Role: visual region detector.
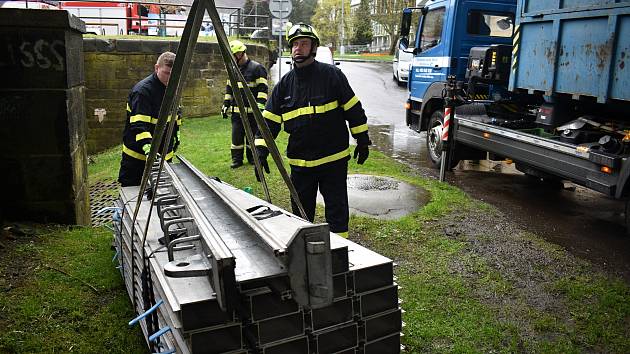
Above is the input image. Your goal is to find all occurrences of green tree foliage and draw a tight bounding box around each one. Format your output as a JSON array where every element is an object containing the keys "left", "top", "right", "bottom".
[
  {"left": 311, "top": 0, "right": 351, "bottom": 49},
  {"left": 371, "top": 0, "right": 415, "bottom": 54},
  {"left": 289, "top": 0, "right": 318, "bottom": 24},
  {"left": 351, "top": 0, "right": 373, "bottom": 45}
]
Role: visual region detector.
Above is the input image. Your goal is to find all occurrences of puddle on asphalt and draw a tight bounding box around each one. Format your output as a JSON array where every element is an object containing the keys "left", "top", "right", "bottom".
[
  {"left": 369, "top": 124, "right": 427, "bottom": 168},
  {"left": 455, "top": 160, "right": 521, "bottom": 174},
  {"left": 369, "top": 124, "right": 523, "bottom": 175},
  {"left": 317, "top": 174, "right": 430, "bottom": 220}
]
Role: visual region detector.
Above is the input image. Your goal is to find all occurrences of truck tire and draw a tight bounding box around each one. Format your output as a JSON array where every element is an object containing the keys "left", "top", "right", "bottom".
[
  {"left": 625, "top": 199, "right": 630, "bottom": 236},
  {"left": 426, "top": 110, "right": 459, "bottom": 169}
]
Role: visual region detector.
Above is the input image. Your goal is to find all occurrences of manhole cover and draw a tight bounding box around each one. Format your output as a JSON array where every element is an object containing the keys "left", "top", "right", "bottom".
[
  {"left": 89, "top": 180, "right": 119, "bottom": 227},
  {"left": 317, "top": 174, "right": 430, "bottom": 220}
]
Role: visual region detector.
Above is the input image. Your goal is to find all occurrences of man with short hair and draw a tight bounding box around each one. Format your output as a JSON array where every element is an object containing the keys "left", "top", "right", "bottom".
[
  {"left": 254, "top": 23, "right": 371, "bottom": 238},
  {"left": 222, "top": 40, "right": 268, "bottom": 168},
  {"left": 118, "top": 51, "right": 181, "bottom": 186}
]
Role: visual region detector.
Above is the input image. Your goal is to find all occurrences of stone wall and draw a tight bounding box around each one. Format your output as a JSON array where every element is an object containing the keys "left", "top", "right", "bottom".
[
  {"left": 83, "top": 39, "right": 271, "bottom": 154},
  {"left": 0, "top": 9, "right": 90, "bottom": 225}
]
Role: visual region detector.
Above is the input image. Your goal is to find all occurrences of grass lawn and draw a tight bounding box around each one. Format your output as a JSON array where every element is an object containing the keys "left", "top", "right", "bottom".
[
  {"left": 1, "top": 116, "right": 629, "bottom": 353},
  {"left": 335, "top": 53, "right": 394, "bottom": 62}
]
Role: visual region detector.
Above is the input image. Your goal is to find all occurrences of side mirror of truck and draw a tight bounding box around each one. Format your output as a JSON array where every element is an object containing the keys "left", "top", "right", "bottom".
[
  {"left": 400, "top": 8, "right": 412, "bottom": 37},
  {"left": 399, "top": 37, "right": 409, "bottom": 51}
]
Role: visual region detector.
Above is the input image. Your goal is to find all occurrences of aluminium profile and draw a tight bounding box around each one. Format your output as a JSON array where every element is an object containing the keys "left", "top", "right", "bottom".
[
  {"left": 257, "top": 335, "right": 309, "bottom": 354},
  {"left": 311, "top": 322, "right": 359, "bottom": 354},
  {"left": 309, "top": 297, "right": 354, "bottom": 332},
  {"left": 362, "top": 332, "right": 402, "bottom": 354},
  {"left": 356, "top": 283, "right": 399, "bottom": 318},
  {"left": 175, "top": 157, "right": 333, "bottom": 310},
  {"left": 243, "top": 311, "right": 305, "bottom": 346},
  {"left": 359, "top": 308, "right": 402, "bottom": 342},
  {"left": 161, "top": 161, "right": 238, "bottom": 313}
]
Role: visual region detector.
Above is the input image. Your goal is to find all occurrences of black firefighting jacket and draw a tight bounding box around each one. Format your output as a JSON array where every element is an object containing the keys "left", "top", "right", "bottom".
[
  {"left": 255, "top": 60, "right": 370, "bottom": 170},
  {"left": 223, "top": 59, "right": 268, "bottom": 114},
  {"left": 122, "top": 73, "right": 181, "bottom": 161}
]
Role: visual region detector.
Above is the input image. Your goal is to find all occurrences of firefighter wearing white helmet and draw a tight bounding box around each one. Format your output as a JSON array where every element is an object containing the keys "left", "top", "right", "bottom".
[
  {"left": 254, "top": 23, "right": 371, "bottom": 238},
  {"left": 222, "top": 40, "right": 269, "bottom": 168}
]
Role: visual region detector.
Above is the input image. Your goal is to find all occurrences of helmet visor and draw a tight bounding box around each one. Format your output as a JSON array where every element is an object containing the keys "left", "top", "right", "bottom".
[{"left": 287, "top": 24, "right": 313, "bottom": 38}]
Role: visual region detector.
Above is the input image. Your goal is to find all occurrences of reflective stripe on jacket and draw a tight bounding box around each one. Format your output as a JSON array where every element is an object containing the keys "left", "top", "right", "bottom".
[
  {"left": 223, "top": 59, "right": 268, "bottom": 111},
  {"left": 122, "top": 73, "right": 181, "bottom": 161},
  {"left": 255, "top": 61, "right": 370, "bottom": 170}
]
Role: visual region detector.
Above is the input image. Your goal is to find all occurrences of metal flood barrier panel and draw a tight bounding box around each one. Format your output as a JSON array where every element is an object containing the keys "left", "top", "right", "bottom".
[{"left": 113, "top": 157, "right": 403, "bottom": 353}]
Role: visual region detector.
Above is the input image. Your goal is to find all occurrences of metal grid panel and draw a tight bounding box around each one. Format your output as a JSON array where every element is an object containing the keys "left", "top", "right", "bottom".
[{"left": 89, "top": 180, "right": 119, "bottom": 227}]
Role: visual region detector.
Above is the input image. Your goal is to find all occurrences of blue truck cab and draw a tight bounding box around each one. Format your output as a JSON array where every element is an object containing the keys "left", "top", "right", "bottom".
[{"left": 402, "top": 0, "right": 515, "bottom": 132}]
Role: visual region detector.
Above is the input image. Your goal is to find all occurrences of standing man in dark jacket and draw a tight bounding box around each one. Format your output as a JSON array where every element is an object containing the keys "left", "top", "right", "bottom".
[
  {"left": 222, "top": 40, "right": 269, "bottom": 168},
  {"left": 118, "top": 51, "right": 181, "bottom": 186},
  {"left": 254, "top": 23, "right": 371, "bottom": 238}
]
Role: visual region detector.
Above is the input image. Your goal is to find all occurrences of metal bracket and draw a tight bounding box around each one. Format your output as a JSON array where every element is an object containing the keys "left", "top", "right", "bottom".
[{"left": 164, "top": 253, "right": 211, "bottom": 277}]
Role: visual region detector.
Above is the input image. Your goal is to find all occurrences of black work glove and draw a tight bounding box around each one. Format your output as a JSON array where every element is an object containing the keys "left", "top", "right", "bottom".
[
  {"left": 353, "top": 144, "right": 369, "bottom": 164},
  {"left": 221, "top": 105, "right": 229, "bottom": 119},
  {"left": 255, "top": 159, "right": 270, "bottom": 182},
  {"left": 254, "top": 147, "right": 270, "bottom": 182}
]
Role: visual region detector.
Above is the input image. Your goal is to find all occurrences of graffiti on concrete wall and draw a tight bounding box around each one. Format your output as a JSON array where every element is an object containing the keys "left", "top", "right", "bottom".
[{"left": 1, "top": 38, "right": 65, "bottom": 71}]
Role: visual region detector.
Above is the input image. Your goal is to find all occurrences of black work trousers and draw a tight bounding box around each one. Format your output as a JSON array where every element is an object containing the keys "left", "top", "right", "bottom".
[
  {"left": 290, "top": 162, "right": 349, "bottom": 234},
  {"left": 231, "top": 113, "right": 257, "bottom": 163},
  {"left": 118, "top": 154, "right": 145, "bottom": 187}
]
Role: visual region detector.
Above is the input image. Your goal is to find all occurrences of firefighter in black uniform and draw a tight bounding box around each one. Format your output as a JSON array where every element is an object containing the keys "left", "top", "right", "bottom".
[
  {"left": 222, "top": 40, "right": 269, "bottom": 168},
  {"left": 254, "top": 23, "right": 371, "bottom": 238},
  {"left": 118, "top": 51, "right": 181, "bottom": 186}
]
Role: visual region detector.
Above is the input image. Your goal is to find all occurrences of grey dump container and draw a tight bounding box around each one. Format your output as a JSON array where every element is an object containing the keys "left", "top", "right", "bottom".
[{"left": 510, "top": 0, "right": 630, "bottom": 103}]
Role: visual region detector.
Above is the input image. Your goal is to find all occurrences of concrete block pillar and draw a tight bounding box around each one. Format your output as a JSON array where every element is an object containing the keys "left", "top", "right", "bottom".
[{"left": 0, "top": 9, "right": 90, "bottom": 225}]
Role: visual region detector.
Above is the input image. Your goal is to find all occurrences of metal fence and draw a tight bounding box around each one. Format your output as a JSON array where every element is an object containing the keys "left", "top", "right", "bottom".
[{"left": 0, "top": 0, "right": 269, "bottom": 38}]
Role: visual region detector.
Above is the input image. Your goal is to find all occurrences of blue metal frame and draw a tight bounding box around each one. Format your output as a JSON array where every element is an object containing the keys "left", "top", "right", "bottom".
[{"left": 408, "top": 0, "right": 516, "bottom": 105}]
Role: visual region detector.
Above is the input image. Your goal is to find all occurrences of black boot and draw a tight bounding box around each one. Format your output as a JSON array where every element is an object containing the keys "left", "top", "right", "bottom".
[{"left": 231, "top": 149, "right": 243, "bottom": 168}]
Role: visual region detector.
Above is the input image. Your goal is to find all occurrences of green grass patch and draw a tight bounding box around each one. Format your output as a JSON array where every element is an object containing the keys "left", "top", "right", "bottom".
[
  {"left": 552, "top": 275, "right": 630, "bottom": 352},
  {"left": 336, "top": 53, "right": 394, "bottom": 62},
  {"left": 0, "top": 226, "right": 147, "bottom": 353}
]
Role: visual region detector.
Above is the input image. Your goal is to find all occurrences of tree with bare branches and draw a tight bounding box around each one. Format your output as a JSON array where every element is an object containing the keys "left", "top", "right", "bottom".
[{"left": 370, "top": 0, "right": 415, "bottom": 54}]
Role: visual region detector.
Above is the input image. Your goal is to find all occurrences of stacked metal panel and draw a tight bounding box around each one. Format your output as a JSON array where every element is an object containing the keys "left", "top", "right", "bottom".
[{"left": 113, "top": 159, "right": 402, "bottom": 354}]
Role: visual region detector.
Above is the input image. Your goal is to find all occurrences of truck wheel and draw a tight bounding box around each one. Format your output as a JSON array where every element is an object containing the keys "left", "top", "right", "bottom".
[
  {"left": 625, "top": 200, "right": 630, "bottom": 236},
  {"left": 426, "top": 110, "right": 459, "bottom": 169}
]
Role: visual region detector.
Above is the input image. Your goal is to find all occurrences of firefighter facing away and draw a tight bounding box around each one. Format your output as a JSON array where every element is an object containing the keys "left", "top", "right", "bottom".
[
  {"left": 222, "top": 40, "right": 269, "bottom": 168},
  {"left": 118, "top": 51, "right": 182, "bottom": 186},
  {"left": 254, "top": 23, "right": 371, "bottom": 238}
]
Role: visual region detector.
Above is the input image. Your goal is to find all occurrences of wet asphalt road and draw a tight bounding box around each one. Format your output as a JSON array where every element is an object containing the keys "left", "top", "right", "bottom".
[{"left": 271, "top": 59, "right": 630, "bottom": 282}]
